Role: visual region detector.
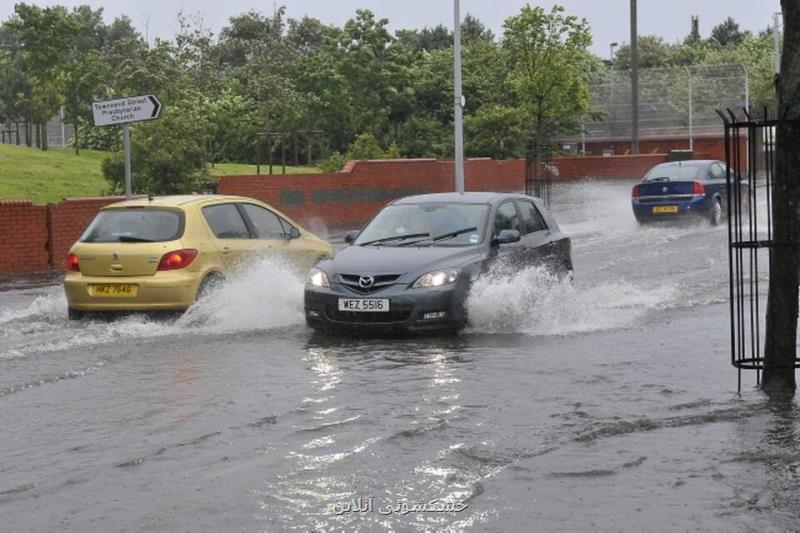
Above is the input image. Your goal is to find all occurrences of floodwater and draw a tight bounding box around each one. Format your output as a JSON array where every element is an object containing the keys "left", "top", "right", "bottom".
[{"left": 1, "top": 181, "right": 797, "bottom": 532}]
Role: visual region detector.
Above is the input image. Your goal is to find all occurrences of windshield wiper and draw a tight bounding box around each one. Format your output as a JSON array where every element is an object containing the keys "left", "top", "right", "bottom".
[
  {"left": 358, "top": 232, "right": 429, "bottom": 246},
  {"left": 117, "top": 235, "right": 154, "bottom": 243},
  {"left": 398, "top": 226, "right": 479, "bottom": 246}
]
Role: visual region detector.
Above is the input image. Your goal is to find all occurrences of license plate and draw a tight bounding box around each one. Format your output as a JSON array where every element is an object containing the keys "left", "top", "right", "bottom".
[
  {"left": 652, "top": 205, "right": 678, "bottom": 214},
  {"left": 338, "top": 298, "right": 390, "bottom": 312},
  {"left": 90, "top": 284, "right": 138, "bottom": 297}
]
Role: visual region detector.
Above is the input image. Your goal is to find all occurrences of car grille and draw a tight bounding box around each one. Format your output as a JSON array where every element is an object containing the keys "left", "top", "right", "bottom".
[
  {"left": 337, "top": 273, "right": 402, "bottom": 294},
  {"left": 324, "top": 305, "right": 412, "bottom": 324}
]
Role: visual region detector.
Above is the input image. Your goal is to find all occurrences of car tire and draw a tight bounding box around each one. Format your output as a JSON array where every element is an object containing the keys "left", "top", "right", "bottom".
[
  {"left": 67, "top": 307, "right": 85, "bottom": 320},
  {"left": 710, "top": 198, "right": 723, "bottom": 226},
  {"left": 196, "top": 272, "right": 224, "bottom": 300}
]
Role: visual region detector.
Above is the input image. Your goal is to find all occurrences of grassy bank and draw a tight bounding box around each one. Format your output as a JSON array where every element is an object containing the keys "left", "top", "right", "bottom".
[{"left": 0, "top": 144, "right": 320, "bottom": 204}]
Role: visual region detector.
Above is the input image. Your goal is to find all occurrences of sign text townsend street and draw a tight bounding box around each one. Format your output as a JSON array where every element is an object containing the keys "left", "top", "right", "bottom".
[{"left": 91, "top": 95, "right": 161, "bottom": 127}]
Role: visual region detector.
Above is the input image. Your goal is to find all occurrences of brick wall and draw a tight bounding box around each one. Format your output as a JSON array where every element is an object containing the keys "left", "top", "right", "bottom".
[
  {"left": 579, "top": 136, "right": 727, "bottom": 160},
  {"left": 0, "top": 154, "right": 705, "bottom": 272},
  {"left": 47, "top": 196, "right": 128, "bottom": 268},
  {"left": 0, "top": 200, "right": 49, "bottom": 271},
  {"left": 219, "top": 158, "right": 527, "bottom": 229},
  {"left": 551, "top": 154, "right": 668, "bottom": 180}
]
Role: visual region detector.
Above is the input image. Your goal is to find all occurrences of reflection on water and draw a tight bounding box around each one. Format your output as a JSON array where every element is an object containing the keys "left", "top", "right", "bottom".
[{"left": 0, "top": 180, "right": 798, "bottom": 531}]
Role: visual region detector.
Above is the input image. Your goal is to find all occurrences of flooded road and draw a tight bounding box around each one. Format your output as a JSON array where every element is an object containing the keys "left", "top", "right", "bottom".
[{"left": 1, "top": 181, "right": 796, "bottom": 531}]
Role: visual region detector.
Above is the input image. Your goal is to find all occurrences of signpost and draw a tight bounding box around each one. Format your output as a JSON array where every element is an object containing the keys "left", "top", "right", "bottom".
[{"left": 91, "top": 95, "right": 161, "bottom": 199}]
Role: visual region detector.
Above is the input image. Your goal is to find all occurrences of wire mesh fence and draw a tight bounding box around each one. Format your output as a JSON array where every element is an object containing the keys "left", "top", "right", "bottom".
[{"left": 584, "top": 63, "right": 749, "bottom": 144}]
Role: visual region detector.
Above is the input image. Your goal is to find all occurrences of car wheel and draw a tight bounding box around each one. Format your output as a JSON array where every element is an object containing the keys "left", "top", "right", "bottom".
[
  {"left": 196, "top": 272, "right": 225, "bottom": 300},
  {"left": 67, "top": 307, "right": 85, "bottom": 320},
  {"left": 710, "top": 198, "right": 723, "bottom": 226}
]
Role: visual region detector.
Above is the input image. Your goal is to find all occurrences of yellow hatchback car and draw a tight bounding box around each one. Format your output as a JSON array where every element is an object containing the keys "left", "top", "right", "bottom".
[{"left": 64, "top": 195, "right": 333, "bottom": 319}]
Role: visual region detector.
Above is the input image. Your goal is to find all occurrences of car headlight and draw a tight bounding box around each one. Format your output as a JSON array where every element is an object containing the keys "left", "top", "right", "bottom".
[
  {"left": 412, "top": 269, "right": 459, "bottom": 289},
  {"left": 308, "top": 268, "right": 330, "bottom": 288}
]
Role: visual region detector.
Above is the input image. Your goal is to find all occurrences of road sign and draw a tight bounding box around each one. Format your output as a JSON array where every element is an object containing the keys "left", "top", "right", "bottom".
[
  {"left": 91, "top": 94, "right": 161, "bottom": 199},
  {"left": 91, "top": 95, "right": 161, "bottom": 127}
]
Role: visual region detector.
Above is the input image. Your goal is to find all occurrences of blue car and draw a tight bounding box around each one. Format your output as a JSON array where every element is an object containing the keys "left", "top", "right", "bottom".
[{"left": 631, "top": 160, "right": 742, "bottom": 225}]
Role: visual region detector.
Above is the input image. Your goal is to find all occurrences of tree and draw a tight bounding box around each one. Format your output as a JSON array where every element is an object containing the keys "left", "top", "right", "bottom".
[
  {"left": 503, "top": 5, "right": 593, "bottom": 193},
  {"left": 613, "top": 35, "right": 674, "bottom": 70},
  {"left": 762, "top": 0, "right": 800, "bottom": 393},
  {"left": 6, "top": 4, "right": 78, "bottom": 150},
  {"left": 710, "top": 17, "right": 749, "bottom": 47},
  {"left": 102, "top": 101, "right": 210, "bottom": 195}
]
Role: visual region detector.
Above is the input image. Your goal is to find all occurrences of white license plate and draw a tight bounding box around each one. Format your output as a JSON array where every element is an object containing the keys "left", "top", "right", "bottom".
[{"left": 338, "top": 298, "right": 390, "bottom": 312}]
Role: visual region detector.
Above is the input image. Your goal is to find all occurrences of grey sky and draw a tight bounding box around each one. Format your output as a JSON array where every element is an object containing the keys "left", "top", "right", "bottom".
[{"left": 0, "top": 0, "right": 782, "bottom": 56}]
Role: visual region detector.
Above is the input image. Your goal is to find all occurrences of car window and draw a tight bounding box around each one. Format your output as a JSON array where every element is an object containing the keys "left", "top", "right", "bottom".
[
  {"left": 517, "top": 200, "right": 548, "bottom": 234},
  {"left": 81, "top": 209, "right": 184, "bottom": 243},
  {"left": 202, "top": 204, "right": 250, "bottom": 239},
  {"left": 710, "top": 163, "right": 724, "bottom": 180},
  {"left": 278, "top": 217, "right": 298, "bottom": 236},
  {"left": 353, "top": 203, "right": 489, "bottom": 247},
  {"left": 494, "top": 202, "right": 520, "bottom": 234},
  {"left": 240, "top": 203, "right": 286, "bottom": 239}
]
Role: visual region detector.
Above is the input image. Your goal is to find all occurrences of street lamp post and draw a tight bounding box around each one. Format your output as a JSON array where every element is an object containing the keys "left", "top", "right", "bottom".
[
  {"left": 453, "top": 0, "right": 465, "bottom": 193},
  {"left": 630, "top": 0, "right": 640, "bottom": 154},
  {"left": 609, "top": 42, "right": 618, "bottom": 138}
]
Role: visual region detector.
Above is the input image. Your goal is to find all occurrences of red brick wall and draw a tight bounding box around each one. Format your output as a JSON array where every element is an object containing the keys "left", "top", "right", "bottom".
[
  {"left": 0, "top": 200, "right": 49, "bottom": 271},
  {"left": 0, "top": 154, "right": 712, "bottom": 272},
  {"left": 580, "top": 136, "right": 727, "bottom": 160},
  {"left": 47, "top": 196, "right": 128, "bottom": 268},
  {"left": 551, "top": 154, "right": 668, "bottom": 180},
  {"left": 219, "top": 158, "right": 527, "bottom": 229}
]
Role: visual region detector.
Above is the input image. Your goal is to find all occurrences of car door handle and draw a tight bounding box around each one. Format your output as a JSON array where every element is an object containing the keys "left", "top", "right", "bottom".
[{"left": 221, "top": 246, "right": 231, "bottom": 254}]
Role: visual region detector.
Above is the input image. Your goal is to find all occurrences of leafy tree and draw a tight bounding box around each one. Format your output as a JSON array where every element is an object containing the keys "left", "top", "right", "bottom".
[
  {"left": 6, "top": 3, "right": 78, "bottom": 149},
  {"left": 710, "top": 17, "right": 749, "bottom": 47},
  {"left": 503, "top": 5, "right": 593, "bottom": 191},
  {"left": 613, "top": 35, "right": 675, "bottom": 70},
  {"left": 101, "top": 101, "right": 210, "bottom": 195}
]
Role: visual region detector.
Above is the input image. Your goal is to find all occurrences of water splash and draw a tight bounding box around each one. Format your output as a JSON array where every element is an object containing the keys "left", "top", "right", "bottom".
[
  {"left": 0, "top": 255, "right": 307, "bottom": 358},
  {"left": 466, "top": 263, "right": 675, "bottom": 336}
]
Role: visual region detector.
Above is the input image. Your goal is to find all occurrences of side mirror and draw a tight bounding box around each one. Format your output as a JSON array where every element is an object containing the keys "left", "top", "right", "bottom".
[
  {"left": 344, "top": 230, "right": 360, "bottom": 244},
  {"left": 494, "top": 229, "right": 521, "bottom": 245},
  {"left": 289, "top": 227, "right": 301, "bottom": 239}
]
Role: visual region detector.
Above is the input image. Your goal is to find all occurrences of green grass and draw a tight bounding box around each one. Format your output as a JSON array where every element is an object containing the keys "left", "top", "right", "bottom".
[
  {"left": 0, "top": 144, "right": 108, "bottom": 204},
  {"left": 0, "top": 144, "right": 320, "bottom": 204}
]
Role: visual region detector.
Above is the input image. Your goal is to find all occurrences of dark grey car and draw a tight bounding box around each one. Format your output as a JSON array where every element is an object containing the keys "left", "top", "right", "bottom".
[{"left": 304, "top": 192, "right": 572, "bottom": 333}]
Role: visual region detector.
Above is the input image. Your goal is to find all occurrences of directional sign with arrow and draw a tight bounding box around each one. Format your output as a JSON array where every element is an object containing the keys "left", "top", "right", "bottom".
[{"left": 91, "top": 95, "right": 161, "bottom": 127}]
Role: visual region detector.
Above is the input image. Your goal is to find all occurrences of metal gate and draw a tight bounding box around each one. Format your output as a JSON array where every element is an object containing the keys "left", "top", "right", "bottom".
[
  {"left": 525, "top": 141, "right": 554, "bottom": 207},
  {"left": 718, "top": 108, "right": 800, "bottom": 390}
]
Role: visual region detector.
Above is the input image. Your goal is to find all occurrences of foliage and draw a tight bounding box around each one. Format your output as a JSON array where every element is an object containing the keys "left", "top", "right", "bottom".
[
  {"left": 503, "top": 5, "right": 594, "bottom": 145},
  {"left": 101, "top": 102, "right": 210, "bottom": 195},
  {"left": 0, "top": 2, "right": 780, "bottom": 176}
]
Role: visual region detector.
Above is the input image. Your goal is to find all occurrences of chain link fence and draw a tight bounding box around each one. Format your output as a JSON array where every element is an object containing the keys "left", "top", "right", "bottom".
[{"left": 580, "top": 63, "right": 749, "bottom": 146}]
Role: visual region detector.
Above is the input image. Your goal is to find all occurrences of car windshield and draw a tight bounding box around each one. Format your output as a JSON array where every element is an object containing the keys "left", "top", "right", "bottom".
[
  {"left": 354, "top": 203, "right": 489, "bottom": 247},
  {"left": 80, "top": 209, "right": 184, "bottom": 243},
  {"left": 642, "top": 164, "right": 704, "bottom": 182}
]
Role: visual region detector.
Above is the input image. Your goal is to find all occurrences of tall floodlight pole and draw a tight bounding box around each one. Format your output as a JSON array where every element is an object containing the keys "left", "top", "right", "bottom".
[
  {"left": 630, "top": 0, "right": 640, "bottom": 154},
  {"left": 453, "top": 0, "right": 465, "bottom": 193}
]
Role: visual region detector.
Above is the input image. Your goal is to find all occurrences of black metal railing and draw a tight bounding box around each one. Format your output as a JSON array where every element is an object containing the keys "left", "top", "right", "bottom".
[
  {"left": 525, "top": 142, "right": 554, "bottom": 207},
  {"left": 718, "top": 108, "right": 800, "bottom": 391}
]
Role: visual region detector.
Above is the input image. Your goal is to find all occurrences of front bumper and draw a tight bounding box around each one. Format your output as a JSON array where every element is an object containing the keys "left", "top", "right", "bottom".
[
  {"left": 64, "top": 271, "right": 201, "bottom": 311},
  {"left": 304, "top": 283, "right": 467, "bottom": 333}
]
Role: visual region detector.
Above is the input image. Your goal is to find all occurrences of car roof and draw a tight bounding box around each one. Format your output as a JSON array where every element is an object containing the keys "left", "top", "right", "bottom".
[
  {"left": 102, "top": 194, "right": 255, "bottom": 209},
  {"left": 652, "top": 160, "right": 718, "bottom": 169},
  {"left": 393, "top": 192, "right": 524, "bottom": 205}
]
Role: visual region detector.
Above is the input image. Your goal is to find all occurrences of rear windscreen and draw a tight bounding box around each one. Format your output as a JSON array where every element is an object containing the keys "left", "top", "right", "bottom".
[
  {"left": 642, "top": 165, "right": 703, "bottom": 182},
  {"left": 80, "top": 209, "right": 185, "bottom": 243}
]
